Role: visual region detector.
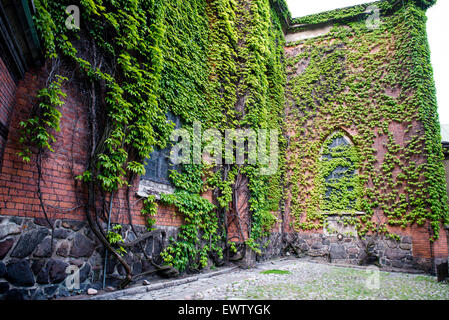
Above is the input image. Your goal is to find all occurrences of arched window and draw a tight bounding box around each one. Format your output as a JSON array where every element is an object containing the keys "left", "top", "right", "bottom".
[{"left": 320, "top": 133, "right": 359, "bottom": 212}]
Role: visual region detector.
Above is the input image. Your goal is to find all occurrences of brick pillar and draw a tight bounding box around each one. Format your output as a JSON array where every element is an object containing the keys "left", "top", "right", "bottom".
[
  {"left": 411, "top": 222, "right": 433, "bottom": 272},
  {"left": 411, "top": 221, "right": 449, "bottom": 274},
  {"left": 431, "top": 225, "right": 449, "bottom": 274}
]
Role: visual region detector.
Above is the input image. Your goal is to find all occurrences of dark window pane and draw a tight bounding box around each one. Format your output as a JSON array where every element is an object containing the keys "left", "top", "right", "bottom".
[
  {"left": 322, "top": 135, "right": 357, "bottom": 211},
  {"left": 142, "top": 113, "right": 181, "bottom": 186}
]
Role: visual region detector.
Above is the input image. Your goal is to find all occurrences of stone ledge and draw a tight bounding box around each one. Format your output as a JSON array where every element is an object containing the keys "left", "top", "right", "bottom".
[
  {"left": 137, "top": 179, "right": 175, "bottom": 199},
  {"left": 321, "top": 211, "right": 366, "bottom": 216},
  {"left": 285, "top": 24, "right": 332, "bottom": 44}
]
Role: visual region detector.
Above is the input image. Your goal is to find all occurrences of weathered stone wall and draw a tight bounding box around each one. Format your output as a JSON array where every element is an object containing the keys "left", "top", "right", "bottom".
[
  {"left": 0, "top": 216, "right": 178, "bottom": 300},
  {"left": 255, "top": 231, "right": 432, "bottom": 273}
]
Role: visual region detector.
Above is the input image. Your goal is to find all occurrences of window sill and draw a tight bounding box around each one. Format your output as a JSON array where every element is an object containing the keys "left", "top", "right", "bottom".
[
  {"left": 137, "top": 179, "right": 175, "bottom": 200},
  {"left": 322, "top": 212, "right": 363, "bottom": 237},
  {"left": 320, "top": 211, "right": 365, "bottom": 216}
]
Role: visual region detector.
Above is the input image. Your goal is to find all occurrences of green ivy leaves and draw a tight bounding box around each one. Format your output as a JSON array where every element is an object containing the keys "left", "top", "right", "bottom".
[{"left": 19, "top": 75, "right": 67, "bottom": 162}]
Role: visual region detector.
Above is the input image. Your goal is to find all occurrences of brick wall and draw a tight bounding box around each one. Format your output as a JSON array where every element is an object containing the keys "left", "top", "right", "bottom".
[
  {"left": 0, "top": 66, "right": 183, "bottom": 228},
  {"left": 280, "top": 15, "right": 448, "bottom": 270}
]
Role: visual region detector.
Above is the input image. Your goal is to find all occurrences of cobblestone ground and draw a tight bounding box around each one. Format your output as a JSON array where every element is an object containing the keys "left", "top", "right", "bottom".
[{"left": 117, "top": 259, "right": 449, "bottom": 300}]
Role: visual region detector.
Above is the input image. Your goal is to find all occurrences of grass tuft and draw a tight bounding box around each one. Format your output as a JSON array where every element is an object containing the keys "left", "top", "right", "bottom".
[{"left": 260, "top": 269, "right": 292, "bottom": 275}]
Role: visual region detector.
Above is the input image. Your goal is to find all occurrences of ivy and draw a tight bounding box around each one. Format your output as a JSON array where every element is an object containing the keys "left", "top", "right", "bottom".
[
  {"left": 18, "top": 74, "right": 67, "bottom": 162},
  {"left": 22, "top": 0, "right": 446, "bottom": 280},
  {"left": 107, "top": 224, "right": 128, "bottom": 256},
  {"left": 286, "top": 0, "right": 448, "bottom": 240},
  {"left": 141, "top": 196, "right": 158, "bottom": 231}
]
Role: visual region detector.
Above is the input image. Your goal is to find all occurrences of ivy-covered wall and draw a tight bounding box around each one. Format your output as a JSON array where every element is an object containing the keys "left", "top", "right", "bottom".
[
  {"left": 283, "top": 0, "right": 448, "bottom": 263},
  {"left": 0, "top": 0, "right": 448, "bottom": 300},
  {"left": 0, "top": 0, "right": 289, "bottom": 282}
]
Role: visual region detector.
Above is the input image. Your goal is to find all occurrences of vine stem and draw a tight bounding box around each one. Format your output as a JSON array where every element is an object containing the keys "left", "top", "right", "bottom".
[
  {"left": 85, "top": 187, "right": 132, "bottom": 289},
  {"left": 36, "top": 151, "right": 54, "bottom": 253},
  {"left": 125, "top": 182, "right": 178, "bottom": 275},
  {"left": 102, "top": 191, "right": 114, "bottom": 289}
]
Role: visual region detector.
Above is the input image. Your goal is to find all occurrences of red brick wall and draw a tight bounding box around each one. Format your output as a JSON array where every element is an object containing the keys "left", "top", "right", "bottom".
[
  {"left": 0, "top": 60, "right": 446, "bottom": 268},
  {"left": 0, "top": 66, "right": 183, "bottom": 228},
  {"left": 411, "top": 222, "right": 432, "bottom": 259},
  {"left": 432, "top": 226, "right": 448, "bottom": 259}
]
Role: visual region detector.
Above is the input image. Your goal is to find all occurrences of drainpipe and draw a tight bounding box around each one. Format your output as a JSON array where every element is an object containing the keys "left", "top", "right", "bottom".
[{"left": 102, "top": 193, "right": 114, "bottom": 289}]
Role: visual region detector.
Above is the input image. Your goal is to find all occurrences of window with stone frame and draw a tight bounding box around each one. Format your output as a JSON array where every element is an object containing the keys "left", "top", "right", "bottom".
[
  {"left": 138, "top": 112, "right": 181, "bottom": 197},
  {"left": 320, "top": 133, "right": 360, "bottom": 212}
]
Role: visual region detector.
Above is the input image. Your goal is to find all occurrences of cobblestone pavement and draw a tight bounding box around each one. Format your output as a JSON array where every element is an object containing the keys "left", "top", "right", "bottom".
[{"left": 116, "top": 259, "right": 449, "bottom": 300}]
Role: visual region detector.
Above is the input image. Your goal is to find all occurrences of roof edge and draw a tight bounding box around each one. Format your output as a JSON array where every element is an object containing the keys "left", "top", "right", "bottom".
[{"left": 289, "top": 0, "right": 436, "bottom": 29}]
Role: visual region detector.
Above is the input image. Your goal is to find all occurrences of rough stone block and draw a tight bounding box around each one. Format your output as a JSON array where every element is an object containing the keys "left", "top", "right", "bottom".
[
  {"left": 36, "top": 266, "right": 50, "bottom": 284},
  {"left": 0, "top": 223, "right": 21, "bottom": 240},
  {"left": 10, "top": 228, "right": 49, "bottom": 258},
  {"left": 34, "top": 237, "right": 53, "bottom": 258},
  {"left": 385, "top": 239, "right": 398, "bottom": 249},
  {"left": 311, "top": 241, "right": 323, "bottom": 250},
  {"left": 69, "top": 234, "right": 94, "bottom": 258},
  {"left": 399, "top": 243, "right": 412, "bottom": 250},
  {"left": 385, "top": 249, "right": 406, "bottom": 260},
  {"left": 330, "top": 244, "right": 347, "bottom": 260},
  {"left": 0, "top": 281, "right": 9, "bottom": 294},
  {"left": 79, "top": 263, "right": 91, "bottom": 283},
  {"left": 4, "top": 288, "right": 28, "bottom": 300},
  {"left": 6, "top": 260, "right": 35, "bottom": 287},
  {"left": 53, "top": 228, "right": 71, "bottom": 239},
  {"left": 56, "top": 241, "right": 70, "bottom": 257},
  {"left": 47, "top": 259, "right": 69, "bottom": 283},
  {"left": 0, "top": 238, "right": 14, "bottom": 259},
  {"left": 61, "top": 221, "right": 85, "bottom": 231},
  {"left": 0, "top": 261, "right": 5, "bottom": 277},
  {"left": 31, "top": 259, "right": 45, "bottom": 275}
]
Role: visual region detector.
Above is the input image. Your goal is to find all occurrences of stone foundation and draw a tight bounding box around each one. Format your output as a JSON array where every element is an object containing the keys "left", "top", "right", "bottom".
[
  {"left": 257, "top": 232, "right": 433, "bottom": 273},
  {"left": 0, "top": 216, "right": 178, "bottom": 300}
]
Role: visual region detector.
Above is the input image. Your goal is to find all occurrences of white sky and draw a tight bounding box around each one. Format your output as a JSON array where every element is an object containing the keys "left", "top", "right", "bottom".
[{"left": 286, "top": 0, "right": 449, "bottom": 125}]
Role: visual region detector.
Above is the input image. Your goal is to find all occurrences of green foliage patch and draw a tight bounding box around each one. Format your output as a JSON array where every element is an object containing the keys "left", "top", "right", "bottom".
[{"left": 260, "top": 269, "right": 291, "bottom": 275}]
